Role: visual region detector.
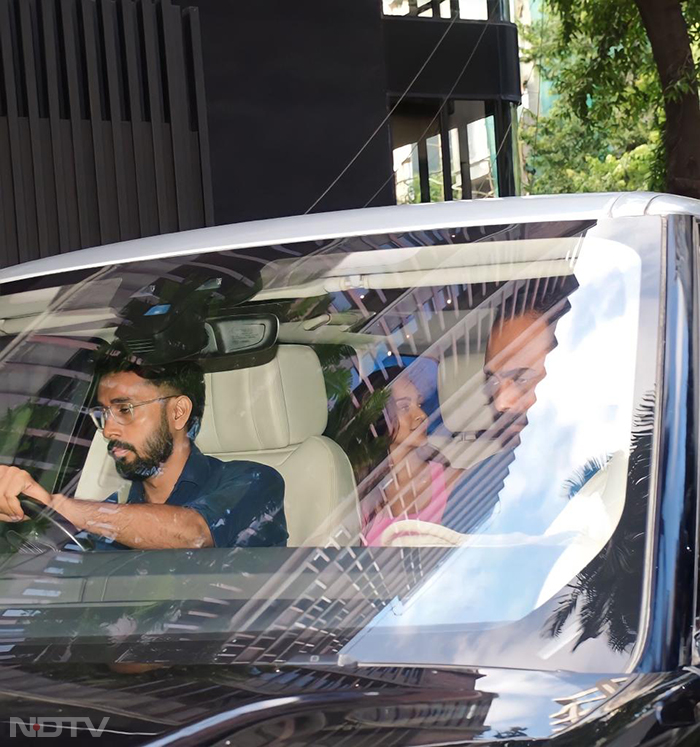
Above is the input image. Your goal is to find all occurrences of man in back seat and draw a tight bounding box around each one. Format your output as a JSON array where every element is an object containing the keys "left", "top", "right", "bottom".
[
  {"left": 436, "top": 286, "right": 573, "bottom": 534},
  {"left": 0, "top": 350, "right": 288, "bottom": 550},
  {"left": 484, "top": 288, "right": 571, "bottom": 449}
]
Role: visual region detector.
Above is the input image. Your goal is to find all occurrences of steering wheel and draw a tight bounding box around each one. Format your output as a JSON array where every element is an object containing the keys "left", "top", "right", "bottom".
[{"left": 16, "top": 494, "right": 90, "bottom": 552}]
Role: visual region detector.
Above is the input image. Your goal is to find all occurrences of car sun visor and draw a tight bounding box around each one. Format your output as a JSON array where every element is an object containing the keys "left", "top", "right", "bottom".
[{"left": 253, "top": 237, "right": 583, "bottom": 301}]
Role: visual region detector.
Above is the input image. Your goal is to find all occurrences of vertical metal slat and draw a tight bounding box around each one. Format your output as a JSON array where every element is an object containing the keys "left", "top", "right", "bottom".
[
  {"left": 140, "top": 0, "right": 171, "bottom": 232},
  {"left": 61, "top": 0, "right": 96, "bottom": 247},
  {"left": 417, "top": 137, "right": 430, "bottom": 203},
  {"left": 0, "top": 0, "right": 212, "bottom": 268},
  {"left": 458, "top": 123, "right": 472, "bottom": 200},
  {"left": 81, "top": 0, "right": 118, "bottom": 243},
  {"left": 185, "top": 6, "right": 213, "bottom": 226},
  {"left": 40, "top": 0, "right": 74, "bottom": 252},
  {"left": 19, "top": 0, "right": 52, "bottom": 258},
  {"left": 0, "top": 117, "right": 19, "bottom": 267},
  {"left": 160, "top": 0, "right": 191, "bottom": 230},
  {"left": 100, "top": 0, "right": 131, "bottom": 239},
  {"left": 0, "top": 0, "right": 30, "bottom": 262},
  {"left": 120, "top": 0, "right": 156, "bottom": 235},
  {"left": 439, "top": 103, "right": 453, "bottom": 201}
]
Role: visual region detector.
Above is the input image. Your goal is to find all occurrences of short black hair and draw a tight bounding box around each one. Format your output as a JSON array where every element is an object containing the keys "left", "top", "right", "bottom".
[{"left": 93, "top": 346, "right": 205, "bottom": 439}]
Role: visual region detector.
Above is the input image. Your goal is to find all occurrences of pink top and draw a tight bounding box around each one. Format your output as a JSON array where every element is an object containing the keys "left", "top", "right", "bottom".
[{"left": 362, "top": 461, "right": 449, "bottom": 546}]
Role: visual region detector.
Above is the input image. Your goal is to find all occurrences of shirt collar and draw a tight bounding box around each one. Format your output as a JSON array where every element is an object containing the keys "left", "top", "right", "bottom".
[
  {"left": 127, "top": 442, "right": 210, "bottom": 503},
  {"left": 177, "top": 442, "right": 211, "bottom": 487}
]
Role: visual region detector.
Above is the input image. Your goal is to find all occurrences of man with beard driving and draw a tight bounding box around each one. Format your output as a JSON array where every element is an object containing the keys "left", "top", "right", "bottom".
[{"left": 0, "top": 351, "right": 287, "bottom": 550}]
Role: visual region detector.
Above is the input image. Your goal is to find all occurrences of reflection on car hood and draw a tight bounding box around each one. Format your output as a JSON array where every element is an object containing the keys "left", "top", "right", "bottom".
[{"left": 0, "top": 662, "right": 697, "bottom": 746}]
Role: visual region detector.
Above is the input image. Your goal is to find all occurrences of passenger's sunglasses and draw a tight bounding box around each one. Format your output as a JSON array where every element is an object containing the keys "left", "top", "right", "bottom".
[{"left": 88, "top": 395, "right": 178, "bottom": 431}]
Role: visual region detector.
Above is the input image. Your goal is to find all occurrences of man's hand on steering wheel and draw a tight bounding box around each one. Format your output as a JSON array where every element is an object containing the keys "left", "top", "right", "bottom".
[{"left": 0, "top": 465, "right": 55, "bottom": 522}]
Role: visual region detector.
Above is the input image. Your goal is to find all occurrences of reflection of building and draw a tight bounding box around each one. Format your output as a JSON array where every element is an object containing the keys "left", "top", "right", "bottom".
[
  {"left": 0, "top": 334, "right": 96, "bottom": 498},
  {"left": 0, "top": 0, "right": 521, "bottom": 268},
  {"left": 0, "top": 661, "right": 496, "bottom": 744},
  {"left": 550, "top": 677, "right": 628, "bottom": 732},
  {"left": 215, "top": 544, "right": 460, "bottom": 663}
]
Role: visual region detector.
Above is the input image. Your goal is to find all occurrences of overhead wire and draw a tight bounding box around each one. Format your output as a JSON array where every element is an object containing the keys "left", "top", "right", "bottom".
[
  {"left": 304, "top": 7, "right": 463, "bottom": 215},
  {"left": 363, "top": 106, "right": 513, "bottom": 208},
  {"left": 361, "top": 2, "right": 503, "bottom": 208}
]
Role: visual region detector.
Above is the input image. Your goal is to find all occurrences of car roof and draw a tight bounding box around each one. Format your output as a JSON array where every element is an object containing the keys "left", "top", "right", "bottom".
[{"left": 1, "top": 191, "right": 699, "bottom": 286}]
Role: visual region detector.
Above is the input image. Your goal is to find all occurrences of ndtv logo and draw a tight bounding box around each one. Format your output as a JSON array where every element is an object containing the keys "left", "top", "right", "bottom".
[{"left": 9, "top": 717, "right": 110, "bottom": 738}]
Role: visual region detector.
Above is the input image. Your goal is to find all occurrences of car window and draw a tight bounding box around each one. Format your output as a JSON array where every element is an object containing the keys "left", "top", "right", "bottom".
[{"left": 0, "top": 215, "right": 662, "bottom": 673}]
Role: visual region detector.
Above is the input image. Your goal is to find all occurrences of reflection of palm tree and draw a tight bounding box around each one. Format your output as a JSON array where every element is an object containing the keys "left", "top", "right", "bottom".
[
  {"left": 284, "top": 294, "right": 395, "bottom": 481},
  {"left": 320, "top": 345, "right": 392, "bottom": 482},
  {"left": 545, "top": 393, "right": 654, "bottom": 652},
  {"left": 493, "top": 727, "right": 528, "bottom": 738}
]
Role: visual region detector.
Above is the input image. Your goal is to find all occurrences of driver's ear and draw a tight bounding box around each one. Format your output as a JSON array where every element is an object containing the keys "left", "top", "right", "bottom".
[{"left": 171, "top": 395, "right": 193, "bottom": 433}]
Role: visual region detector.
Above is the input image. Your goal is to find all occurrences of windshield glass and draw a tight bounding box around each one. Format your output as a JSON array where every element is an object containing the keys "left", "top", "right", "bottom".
[{"left": 0, "top": 215, "right": 662, "bottom": 673}]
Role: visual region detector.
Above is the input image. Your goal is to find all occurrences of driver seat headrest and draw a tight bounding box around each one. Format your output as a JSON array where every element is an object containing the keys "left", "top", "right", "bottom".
[
  {"left": 437, "top": 352, "right": 493, "bottom": 434},
  {"left": 428, "top": 352, "right": 501, "bottom": 472}
]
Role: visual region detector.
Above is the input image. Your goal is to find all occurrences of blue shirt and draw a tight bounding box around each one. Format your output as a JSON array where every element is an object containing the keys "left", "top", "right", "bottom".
[{"left": 89, "top": 445, "right": 287, "bottom": 551}]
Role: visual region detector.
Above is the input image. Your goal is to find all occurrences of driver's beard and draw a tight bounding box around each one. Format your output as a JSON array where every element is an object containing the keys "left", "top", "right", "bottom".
[{"left": 113, "top": 411, "right": 174, "bottom": 481}]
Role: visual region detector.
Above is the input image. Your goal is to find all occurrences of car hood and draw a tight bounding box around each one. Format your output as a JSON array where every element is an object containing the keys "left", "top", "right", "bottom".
[{"left": 0, "top": 662, "right": 696, "bottom": 746}]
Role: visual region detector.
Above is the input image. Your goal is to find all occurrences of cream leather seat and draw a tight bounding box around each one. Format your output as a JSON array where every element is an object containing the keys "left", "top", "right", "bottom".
[
  {"left": 76, "top": 345, "right": 360, "bottom": 546},
  {"left": 429, "top": 351, "right": 501, "bottom": 471}
]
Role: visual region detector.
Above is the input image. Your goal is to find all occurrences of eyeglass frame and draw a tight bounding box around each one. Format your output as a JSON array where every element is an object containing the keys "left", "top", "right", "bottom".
[
  {"left": 483, "top": 369, "right": 540, "bottom": 399},
  {"left": 88, "top": 395, "right": 180, "bottom": 431}
]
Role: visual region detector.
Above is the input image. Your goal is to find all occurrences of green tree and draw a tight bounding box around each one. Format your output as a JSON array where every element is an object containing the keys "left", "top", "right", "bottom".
[{"left": 521, "top": 0, "right": 700, "bottom": 198}]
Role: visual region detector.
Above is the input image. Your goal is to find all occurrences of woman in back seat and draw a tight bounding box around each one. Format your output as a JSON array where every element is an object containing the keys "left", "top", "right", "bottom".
[{"left": 355, "top": 368, "right": 464, "bottom": 546}]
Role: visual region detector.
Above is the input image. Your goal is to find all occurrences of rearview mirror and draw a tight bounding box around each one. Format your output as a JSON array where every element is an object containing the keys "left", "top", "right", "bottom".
[{"left": 203, "top": 314, "right": 279, "bottom": 357}]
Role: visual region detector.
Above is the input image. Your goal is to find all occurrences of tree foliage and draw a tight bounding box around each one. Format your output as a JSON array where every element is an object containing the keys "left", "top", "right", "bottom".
[{"left": 521, "top": 0, "right": 700, "bottom": 195}]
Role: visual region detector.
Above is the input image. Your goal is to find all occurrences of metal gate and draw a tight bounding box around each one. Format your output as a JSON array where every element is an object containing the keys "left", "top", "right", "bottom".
[{"left": 0, "top": 0, "right": 213, "bottom": 268}]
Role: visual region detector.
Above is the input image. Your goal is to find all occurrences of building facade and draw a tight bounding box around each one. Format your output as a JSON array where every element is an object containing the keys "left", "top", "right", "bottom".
[
  {"left": 0, "top": 0, "right": 521, "bottom": 268},
  {"left": 192, "top": 0, "right": 521, "bottom": 223}
]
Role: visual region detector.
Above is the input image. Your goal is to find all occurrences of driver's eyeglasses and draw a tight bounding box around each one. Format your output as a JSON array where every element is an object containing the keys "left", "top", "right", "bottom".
[{"left": 88, "top": 395, "right": 178, "bottom": 431}]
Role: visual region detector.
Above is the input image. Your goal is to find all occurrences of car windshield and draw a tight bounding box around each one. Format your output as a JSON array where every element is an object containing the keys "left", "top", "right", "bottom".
[{"left": 0, "top": 214, "right": 662, "bottom": 674}]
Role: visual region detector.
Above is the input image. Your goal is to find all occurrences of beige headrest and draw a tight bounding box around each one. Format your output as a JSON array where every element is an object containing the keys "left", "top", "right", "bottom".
[
  {"left": 437, "top": 353, "right": 493, "bottom": 434},
  {"left": 197, "top": 345, "right": 328, "bottom": 453}
]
